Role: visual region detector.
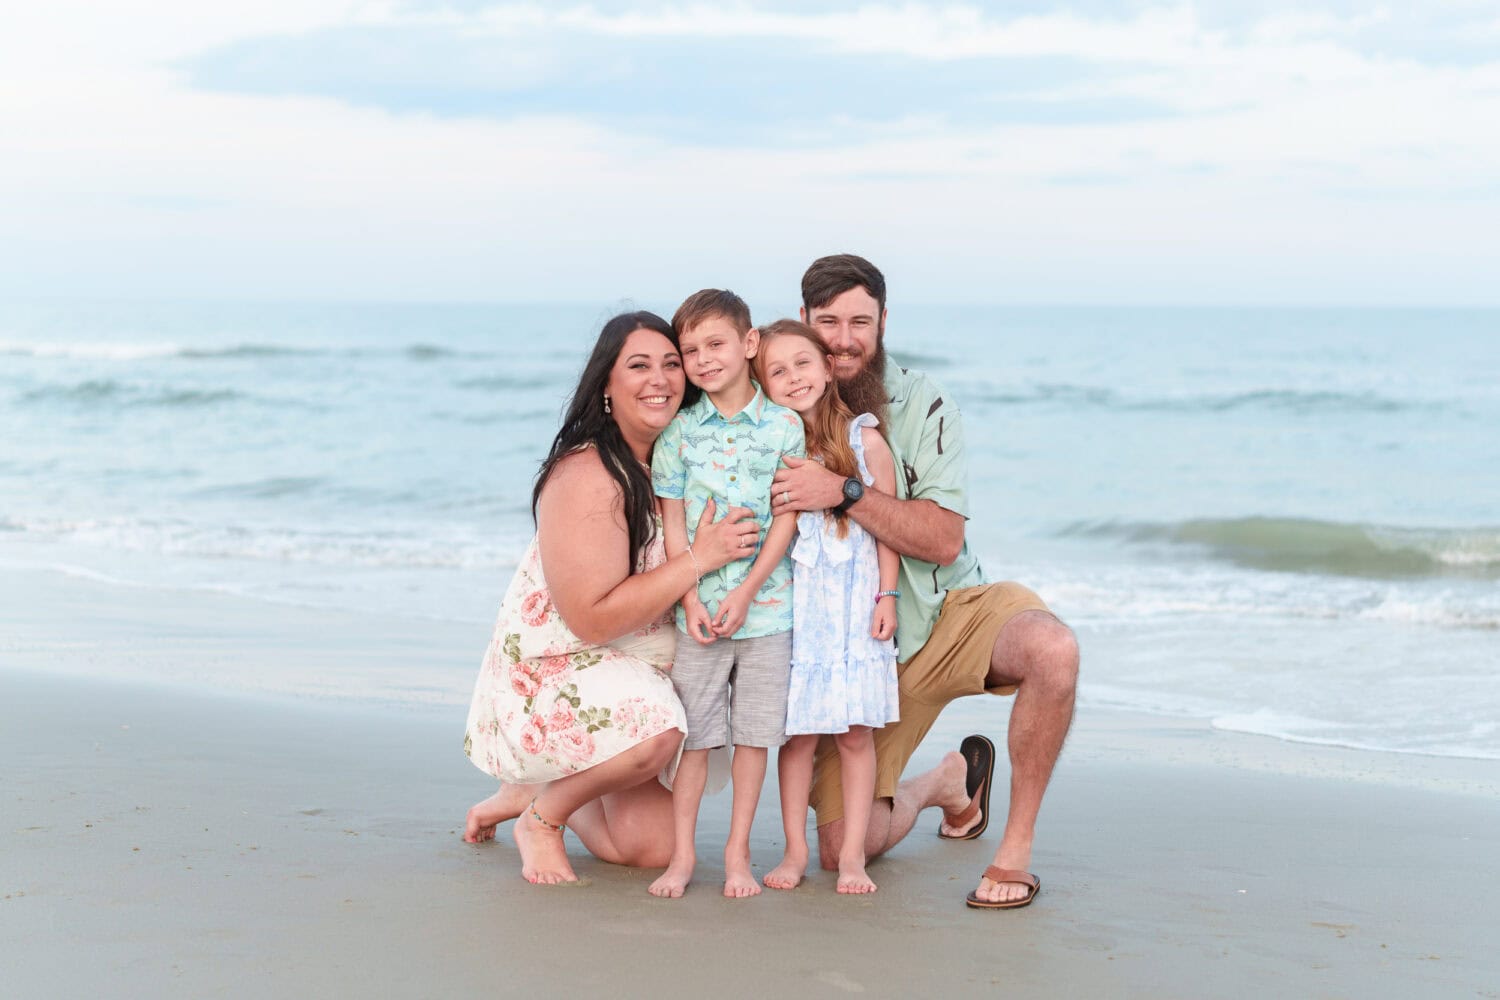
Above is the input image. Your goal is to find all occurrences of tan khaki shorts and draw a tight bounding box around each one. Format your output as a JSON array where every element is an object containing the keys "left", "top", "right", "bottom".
[{"left": 808, "top": 581, "right": 1053, "bottom": 827}]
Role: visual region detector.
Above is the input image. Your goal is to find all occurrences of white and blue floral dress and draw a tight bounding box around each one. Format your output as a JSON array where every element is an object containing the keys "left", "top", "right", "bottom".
[{"left": 785, "top": 413, "right": 899, "bottom": 735}]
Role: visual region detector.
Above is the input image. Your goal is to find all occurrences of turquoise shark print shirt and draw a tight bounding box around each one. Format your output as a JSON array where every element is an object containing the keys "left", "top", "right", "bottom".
[{"left": 652, "top": 386, "right": 804, "bottom": 639}]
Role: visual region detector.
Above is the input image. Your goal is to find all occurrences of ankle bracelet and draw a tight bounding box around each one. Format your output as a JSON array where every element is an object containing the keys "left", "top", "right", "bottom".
[{"left": 529, "top": 798, "right": 566, "bottom": 833}]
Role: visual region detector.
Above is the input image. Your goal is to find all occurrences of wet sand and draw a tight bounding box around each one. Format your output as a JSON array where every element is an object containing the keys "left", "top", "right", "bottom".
[{"left": 2, "top": 571, "right": 1498, "bottom": 997}]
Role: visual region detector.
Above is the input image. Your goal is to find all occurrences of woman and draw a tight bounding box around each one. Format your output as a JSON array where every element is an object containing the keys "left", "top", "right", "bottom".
[{"left": 462, "top": 311, "right": 757, "bottom": 885}]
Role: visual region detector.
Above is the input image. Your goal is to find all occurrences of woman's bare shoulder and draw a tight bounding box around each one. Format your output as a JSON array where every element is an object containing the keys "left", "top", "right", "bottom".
[{"left": 539, "top": 447, "right": 622, "bottom": 518}]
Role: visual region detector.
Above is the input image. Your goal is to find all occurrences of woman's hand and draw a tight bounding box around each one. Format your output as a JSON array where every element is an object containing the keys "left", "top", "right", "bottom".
[
  {"left": 690, "top": 498, "right": 759, "bottom": 573},
  {"left": 871, "top": 594, "right": 896, "bottom": 641}
]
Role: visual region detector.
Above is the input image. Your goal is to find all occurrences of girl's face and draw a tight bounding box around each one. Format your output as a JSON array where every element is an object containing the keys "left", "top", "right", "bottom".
[{"left": 758, "top": 334, "right": 832, "bottom": 415}]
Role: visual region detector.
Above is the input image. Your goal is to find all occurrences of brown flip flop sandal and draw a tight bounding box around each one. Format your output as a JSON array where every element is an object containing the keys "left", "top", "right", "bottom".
[
  {"left": 939, "top": 734, "right": 995, "bottom": 841},
  {"left": 965, "top": 866, "right": 1040, "bottom": 910}
]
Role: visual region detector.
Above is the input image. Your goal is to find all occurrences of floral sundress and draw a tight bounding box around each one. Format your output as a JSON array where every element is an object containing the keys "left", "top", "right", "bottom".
[{"left": 463, "top": 517, "right": 685, "bottom": 783}]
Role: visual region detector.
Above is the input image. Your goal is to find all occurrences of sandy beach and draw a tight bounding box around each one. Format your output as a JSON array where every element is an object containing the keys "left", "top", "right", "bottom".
[{"left": 4, "top": 568, "right": 1499, "bottom": 998}]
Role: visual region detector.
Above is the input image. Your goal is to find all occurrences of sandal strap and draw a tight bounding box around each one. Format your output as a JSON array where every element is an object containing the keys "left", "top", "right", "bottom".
[
  {"left": 942, "top": 797, "right": 980, "bottom": 828},
  {"left": 982, "top": 866, "right": 1039, "bottom": 890},
  {"left": 529, "top": 798, "right": 566, "bottom": 833}
]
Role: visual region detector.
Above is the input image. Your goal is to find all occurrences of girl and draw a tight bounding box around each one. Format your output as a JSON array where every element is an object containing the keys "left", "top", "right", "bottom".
[{"left": 751, "top": 319, "right": 900, "bottom": 894}]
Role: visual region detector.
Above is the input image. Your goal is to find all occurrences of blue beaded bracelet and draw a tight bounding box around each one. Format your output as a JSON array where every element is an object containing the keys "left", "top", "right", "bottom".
[{"left": 875, "top": 590, "right": 900, "bottom": 602}]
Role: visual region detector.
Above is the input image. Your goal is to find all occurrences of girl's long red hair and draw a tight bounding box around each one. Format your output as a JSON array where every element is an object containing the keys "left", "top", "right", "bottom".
[{"left": 754, "top": 319, "right": 860, "bottom": 536}]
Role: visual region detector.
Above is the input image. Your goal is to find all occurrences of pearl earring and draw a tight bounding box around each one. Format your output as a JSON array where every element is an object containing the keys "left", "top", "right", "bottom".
[{"left": 603, "top": 393, "right": 612, "bottom": 414}]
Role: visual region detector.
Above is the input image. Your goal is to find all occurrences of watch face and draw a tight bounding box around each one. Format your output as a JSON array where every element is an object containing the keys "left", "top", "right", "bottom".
[{"left": 844, "top": 478, "right": 864, "bottom": 502}]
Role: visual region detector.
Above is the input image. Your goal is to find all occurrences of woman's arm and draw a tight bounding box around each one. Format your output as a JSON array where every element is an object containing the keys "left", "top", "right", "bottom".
[
  {"left": 538, "top": 450, "right": 750, "bottom": 645},
  {"left": 862, "top": 427, "right": 900, "bottom": 641}
]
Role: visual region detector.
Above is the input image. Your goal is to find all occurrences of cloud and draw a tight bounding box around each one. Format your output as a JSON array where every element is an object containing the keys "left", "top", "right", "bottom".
[{"left": 1, "top": 3, "right": 1498, "bottom": 304}]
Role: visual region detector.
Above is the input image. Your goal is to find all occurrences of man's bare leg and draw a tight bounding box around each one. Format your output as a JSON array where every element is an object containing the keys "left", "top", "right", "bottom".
[
  {"left": 815, "top": 749, "right": 974, "bottom": 871},
  {"left": 972, "top": 610, "right": 1078, "bottom": 904}
]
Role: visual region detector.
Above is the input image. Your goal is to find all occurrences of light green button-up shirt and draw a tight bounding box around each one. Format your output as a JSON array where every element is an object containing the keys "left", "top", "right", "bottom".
[
  {"left": 880, "top": 366, "right": 985, "bottom": 660},
  {"left": 651, "top": 387, "right": 805, "bottom": 639}
]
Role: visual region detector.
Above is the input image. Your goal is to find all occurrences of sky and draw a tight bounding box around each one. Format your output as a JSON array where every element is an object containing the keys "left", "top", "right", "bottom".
[{"left": 3, "top": 1, "right": 1499, "bottom": 306}]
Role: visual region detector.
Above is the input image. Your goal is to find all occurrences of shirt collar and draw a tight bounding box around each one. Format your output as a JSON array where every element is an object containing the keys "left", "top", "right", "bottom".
[{"left": 687, "top": 383, "right": 768, "bottom": 425}]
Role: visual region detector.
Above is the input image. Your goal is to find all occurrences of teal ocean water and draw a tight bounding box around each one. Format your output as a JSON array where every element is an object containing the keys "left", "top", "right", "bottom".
[{"left": 3, "top": 301, "right": 1497, "bottom": 757}]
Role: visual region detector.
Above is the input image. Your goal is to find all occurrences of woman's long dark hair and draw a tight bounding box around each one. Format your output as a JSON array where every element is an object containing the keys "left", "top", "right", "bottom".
[{"left": 532, "top": 311, "right": 697, "bottom": 560}]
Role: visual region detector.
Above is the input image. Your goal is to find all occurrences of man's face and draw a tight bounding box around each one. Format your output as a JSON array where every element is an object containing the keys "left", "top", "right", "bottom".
[{"left": 801, "top": 286, "right": 885, "bottom": 384}]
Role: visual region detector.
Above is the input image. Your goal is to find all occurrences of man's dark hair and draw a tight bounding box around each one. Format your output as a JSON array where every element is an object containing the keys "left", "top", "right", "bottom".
[
  {"left": 801, "top": 254, "right": 887, "bottom": 315},
  {"left": 672, "top": 288, "right": 752, "bottom": 338}
]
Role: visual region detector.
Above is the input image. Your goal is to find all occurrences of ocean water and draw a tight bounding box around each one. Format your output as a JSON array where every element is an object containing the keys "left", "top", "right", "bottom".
[{"left": 3, "top": 300, "right": 1498, "bottom": 758}]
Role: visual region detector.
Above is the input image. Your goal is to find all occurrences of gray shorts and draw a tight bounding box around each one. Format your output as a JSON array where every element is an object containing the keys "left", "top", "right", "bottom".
[{"left": 670, "top": 631, "right": 792, "bottom": 750}]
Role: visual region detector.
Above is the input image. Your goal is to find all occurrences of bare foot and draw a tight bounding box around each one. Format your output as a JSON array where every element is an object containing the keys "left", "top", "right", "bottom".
[
  {"left": 648, "top": 855, "right": 695, "bottom": 898},
  {"left": 762, "top": 851, "right": 807, "bottom": 890},
  {"left": 934, "top": 751, "right": 984, "bottom": 838},
  {"left": 723, "top": 854, "right": 762, "bottom": 898},
  {"left": 512, "top": 808, "right": 577, "bottom": 885},
  {"left": 463, "top": 783, "right": 532, "bottom": 843},
  {"left": 836, "top": 860, "right": 878, "bottom": 895}
]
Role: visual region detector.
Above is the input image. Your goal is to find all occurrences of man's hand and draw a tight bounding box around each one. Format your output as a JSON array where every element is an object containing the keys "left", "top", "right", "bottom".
[
  {"left": 710, "top": 586, "right": 753, "bottom": 638},
  {"left": 770, "top": 455, "right": 844, "bottom": 517}
]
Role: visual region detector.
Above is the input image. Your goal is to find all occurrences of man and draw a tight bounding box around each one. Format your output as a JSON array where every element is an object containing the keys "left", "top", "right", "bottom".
[{"left": 770, "top": 254, "right": 1078, "bottom": 909}]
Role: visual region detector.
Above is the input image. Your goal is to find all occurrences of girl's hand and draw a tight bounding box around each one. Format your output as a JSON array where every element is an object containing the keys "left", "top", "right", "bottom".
[
  {"left": 871, "top": 595, "right": 896, "bottom": 640},
  {"left": 692, "top": 499, "right": 759, "bottom": 572},
  {"left": 710, "top": 587, "right": 752, "bottom": 637}
]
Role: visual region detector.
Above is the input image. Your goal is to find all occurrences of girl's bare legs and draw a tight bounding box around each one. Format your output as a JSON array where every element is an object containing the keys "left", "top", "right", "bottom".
[
  {"left": 464, "top": 781, "right": 539, "bottom": 843},
  {"left": 723, "top": 745, "right": 767, "bottom": 897},
  {"left": 834, "top": 726, "right": 878, "bottom": 894},
  {"left": 648, "top": 748, "right": 708, "bottom": 897},
  {"left": 517, "top": 729, "right": 680, "bottom": 884},
  {"left": 764, "top": 735, "right": 818, "bottom": 889}
]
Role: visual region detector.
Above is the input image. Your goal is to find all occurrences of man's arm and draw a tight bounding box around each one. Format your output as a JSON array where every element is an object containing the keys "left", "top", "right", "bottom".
[{"left": 770, "top": 456, "right": 963, "bottom": 566}]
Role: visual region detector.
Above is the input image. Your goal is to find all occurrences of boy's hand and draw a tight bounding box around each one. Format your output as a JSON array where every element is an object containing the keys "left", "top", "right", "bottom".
[
  {"left": 871, "top": 595, "right": 896, "bottom": 641},
  {"left": 710, "top": 587, "right": 752, "bottom": 638},
  {"left": 683, "top": 596, "right": 716, "bottom": 645}
]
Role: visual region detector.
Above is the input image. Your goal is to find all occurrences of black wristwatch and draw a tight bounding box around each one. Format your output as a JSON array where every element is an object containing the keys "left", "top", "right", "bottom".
[{"left": 833, "top": 476, "right": 865, "bottom": 513}]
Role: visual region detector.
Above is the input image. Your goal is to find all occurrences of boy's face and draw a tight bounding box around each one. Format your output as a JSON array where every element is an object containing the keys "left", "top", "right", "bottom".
[{"left": 679, "top": 316, "right": 758, "bottom": 395}]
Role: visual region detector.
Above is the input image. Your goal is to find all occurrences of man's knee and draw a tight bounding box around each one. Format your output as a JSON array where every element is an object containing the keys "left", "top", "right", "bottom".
[
  {"left": 815, "top": 819, "right": 845, "bottom": 871},
  {"left": 992, "top": 611, "right": 1079, "bottom": 692}
]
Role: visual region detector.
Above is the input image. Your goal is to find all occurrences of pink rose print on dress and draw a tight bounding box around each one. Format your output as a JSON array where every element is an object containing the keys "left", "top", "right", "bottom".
[
  {"left": 547, "top": 701, "right": 577, "bottom": 731},
  {"left": 535, "top": 654, "right": 572, "bottom": 679},
  {"left": 518, "top": 716, "right": 547, "bottom": 755},
  {"left": 509, "top": 663, "right": 541, "bottom": 699},
  {"left": 519, "top": 589, "right": 553, "bottom": 627},
  {"left": 557, "top": 726, "right": 596, "bottom": 762}
]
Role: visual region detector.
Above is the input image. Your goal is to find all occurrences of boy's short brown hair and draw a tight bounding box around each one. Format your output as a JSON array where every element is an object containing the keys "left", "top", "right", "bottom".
[{"left": 672, "top": 289, "right": 752, "bottom": 338}]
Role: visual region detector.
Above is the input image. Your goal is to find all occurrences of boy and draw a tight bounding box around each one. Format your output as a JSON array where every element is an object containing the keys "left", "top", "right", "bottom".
[{"left": 649, "top": 289, "right": 803, "bottom": 899}]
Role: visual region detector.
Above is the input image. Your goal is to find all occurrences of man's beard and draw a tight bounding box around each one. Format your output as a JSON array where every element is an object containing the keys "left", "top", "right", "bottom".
[{"left": 837, "top": 343, "right": 888, "bottom": 422}]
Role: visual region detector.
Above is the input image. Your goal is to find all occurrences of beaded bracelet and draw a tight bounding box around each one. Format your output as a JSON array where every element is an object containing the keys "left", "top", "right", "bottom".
[{"left": 875, "top": 590, "right": 900, "bottom": 602}]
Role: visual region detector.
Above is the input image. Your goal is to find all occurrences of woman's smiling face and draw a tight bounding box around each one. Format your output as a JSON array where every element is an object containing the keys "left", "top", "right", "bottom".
[{"left": 606, "top": 327, "right": 685, "bottom": 456}]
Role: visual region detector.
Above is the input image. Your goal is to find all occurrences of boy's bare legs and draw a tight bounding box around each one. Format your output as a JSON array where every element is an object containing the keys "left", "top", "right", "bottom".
[
  {"left": 833, "top": 726, "right": 878, "bottom": 894},
  {"left": 648, "top": 748, "right": 709, "bottom": 898},
  {"left": 518, "top": 728, "right": 679, "bottom": 884},
  {"left": 763, "top": 735, "right": 817, "bottom": 889},
  {"left": 724, "top": 744, "right": 767, "bottom": 897}
]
